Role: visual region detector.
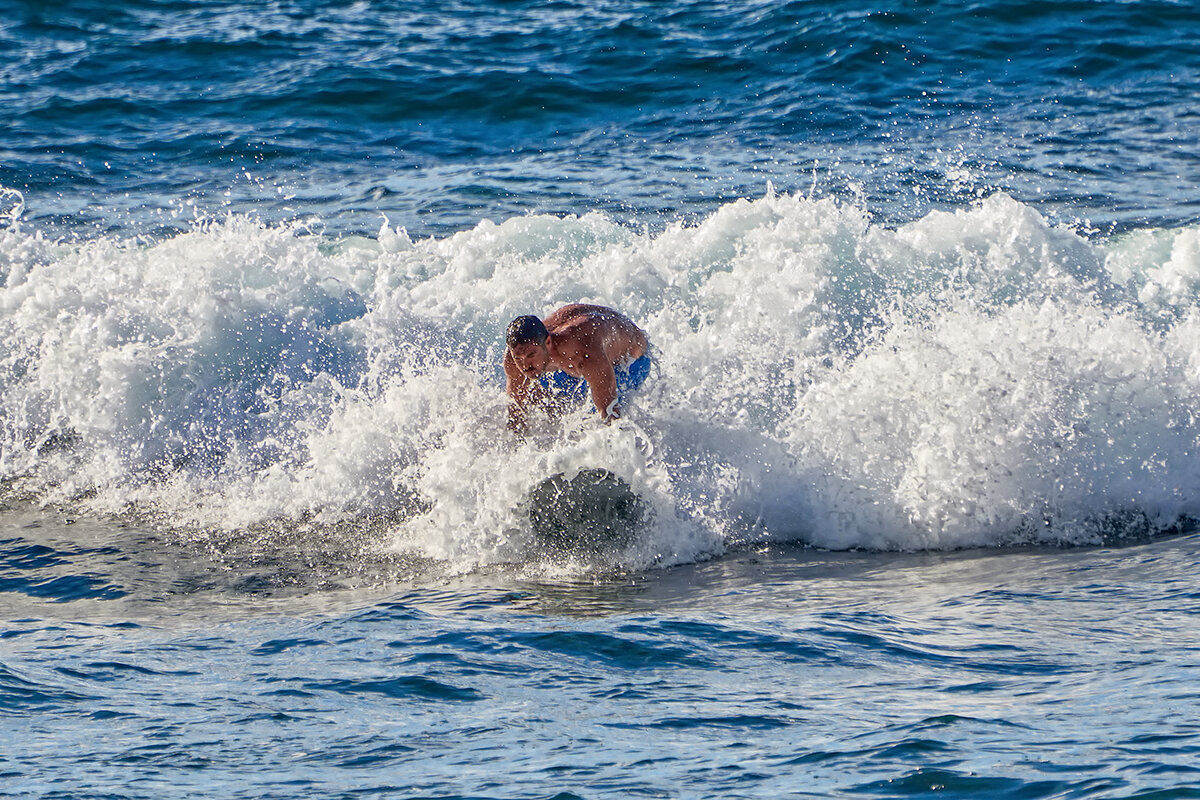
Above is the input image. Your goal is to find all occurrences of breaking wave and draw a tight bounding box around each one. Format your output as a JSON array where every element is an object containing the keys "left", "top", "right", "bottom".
[{"left": 3, "top": 190, "right": 1200, "bottom": 569}]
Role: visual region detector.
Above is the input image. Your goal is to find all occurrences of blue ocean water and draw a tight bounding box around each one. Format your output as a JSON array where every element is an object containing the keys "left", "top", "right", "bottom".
[
  {"left": 4, "top": 1, "right": 1200, "bottom": 797},
  {"left": 4, "top": 0, "right": 1198, "bottom": 237}
]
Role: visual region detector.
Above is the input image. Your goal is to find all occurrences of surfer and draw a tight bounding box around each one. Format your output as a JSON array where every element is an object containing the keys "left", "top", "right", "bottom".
[{"left": 504, "top": 303, "right": 650, "bottom": 431}]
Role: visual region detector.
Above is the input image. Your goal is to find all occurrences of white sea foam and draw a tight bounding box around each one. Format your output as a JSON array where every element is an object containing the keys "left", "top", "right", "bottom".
[{"left": 2, "top": 192, "right": 1199, "bottom": 569}]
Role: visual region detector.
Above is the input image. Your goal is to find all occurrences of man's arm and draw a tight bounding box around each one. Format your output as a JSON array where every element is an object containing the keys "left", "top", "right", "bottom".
[
  {"left": 503, "top": 348, "right": 533, "bottom": 432},
  {"left": 581, "top": 358, "right": 621, "bottom": 422}
]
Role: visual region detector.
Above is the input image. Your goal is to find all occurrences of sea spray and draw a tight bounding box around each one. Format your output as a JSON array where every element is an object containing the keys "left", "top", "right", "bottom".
[
  {"left": 2, "top": 193, "right": 1200, "bottom": 569},
  {"left": 792, "top": 299, "right": 1200, "bottom": 549}
]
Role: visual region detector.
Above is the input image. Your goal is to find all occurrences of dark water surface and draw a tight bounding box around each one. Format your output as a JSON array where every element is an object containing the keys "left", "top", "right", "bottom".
[
  {"left": 4, "top": 0, "right": 1199, "bottom": 237},
  {"left": 5, "top": 507, "right": 1200, "bottom": 799}
]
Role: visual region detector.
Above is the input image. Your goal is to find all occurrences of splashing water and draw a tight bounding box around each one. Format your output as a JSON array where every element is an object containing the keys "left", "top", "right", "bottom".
[{"left": 3, "top": 191, "right": 1200, "bottom": 571}]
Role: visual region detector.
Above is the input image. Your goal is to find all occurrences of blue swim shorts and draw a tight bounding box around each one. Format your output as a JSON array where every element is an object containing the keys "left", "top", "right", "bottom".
[{"left": 540, "top": 351, "right": 652, "bottom": 411}]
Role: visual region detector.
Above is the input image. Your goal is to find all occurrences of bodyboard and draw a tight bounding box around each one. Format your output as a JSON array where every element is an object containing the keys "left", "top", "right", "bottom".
[{"left": 524, "top": 468, "right": 645, "bottom": 551}]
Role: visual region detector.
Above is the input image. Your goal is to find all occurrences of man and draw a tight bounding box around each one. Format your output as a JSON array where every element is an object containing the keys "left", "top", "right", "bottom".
[{"left": 504, "top": 303, "right": 650, "bottom": 430}]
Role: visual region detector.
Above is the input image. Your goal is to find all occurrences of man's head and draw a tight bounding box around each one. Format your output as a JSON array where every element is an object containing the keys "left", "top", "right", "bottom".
[
  {"left": 507, "top": 315, "right": 548, "bottom": 348},
  {"left": 507, "top": 315, "right": 551, "bottom": 376}
]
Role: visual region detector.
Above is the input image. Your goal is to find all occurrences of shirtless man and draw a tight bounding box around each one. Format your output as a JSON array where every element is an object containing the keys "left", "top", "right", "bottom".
[{"left": 504, "top": 304, "right": 650, "bottom": 431}]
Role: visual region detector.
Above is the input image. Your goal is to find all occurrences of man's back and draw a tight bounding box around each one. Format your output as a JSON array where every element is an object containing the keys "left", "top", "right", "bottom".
[
  {"left": 542, "top": 304, "right": 647, "bottom": 374},
  {"left": 504, "top": 303, "right": 650, "bottom": 427}
]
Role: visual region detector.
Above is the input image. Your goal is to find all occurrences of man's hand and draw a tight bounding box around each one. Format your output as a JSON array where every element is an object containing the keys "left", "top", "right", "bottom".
[{"left": 583, "top": 361, "right": 620, "bottom": 423}]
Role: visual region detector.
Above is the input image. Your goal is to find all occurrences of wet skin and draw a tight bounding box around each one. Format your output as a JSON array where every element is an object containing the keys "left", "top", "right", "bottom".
[{"left": 504, "top": 303, "right": 648, "bottom": 429}]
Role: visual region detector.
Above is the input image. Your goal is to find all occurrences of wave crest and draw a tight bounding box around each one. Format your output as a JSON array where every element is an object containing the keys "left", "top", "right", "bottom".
[{"left": 3, "top": 194, "right": 1199, "bottom": 567}]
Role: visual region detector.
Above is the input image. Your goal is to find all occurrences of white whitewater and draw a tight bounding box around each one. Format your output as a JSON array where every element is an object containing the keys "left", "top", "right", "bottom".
[{"left": 3, "top": 191, "right": 1200, "bottom": 569}]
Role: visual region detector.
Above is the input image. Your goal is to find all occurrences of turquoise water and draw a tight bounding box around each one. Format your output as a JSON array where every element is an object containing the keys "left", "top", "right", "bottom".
[{"left": 4, "top": 1, "right": 1200, "bottom": 797}]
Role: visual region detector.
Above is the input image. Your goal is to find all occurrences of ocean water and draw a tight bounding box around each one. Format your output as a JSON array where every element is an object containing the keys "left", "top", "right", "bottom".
[{"left": 4, "top": 1, "right": 1200, "bottom": 797}]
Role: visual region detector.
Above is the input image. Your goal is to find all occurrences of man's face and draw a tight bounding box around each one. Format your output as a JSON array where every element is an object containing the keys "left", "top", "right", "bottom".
[{"left": 511, "top": 342, "right": 550, "bottom": 377}]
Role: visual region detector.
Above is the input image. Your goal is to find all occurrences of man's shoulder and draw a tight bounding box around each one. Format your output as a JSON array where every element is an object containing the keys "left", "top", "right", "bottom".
[{"left": 545, "top": 303, "right": 608, "bottom": 326}]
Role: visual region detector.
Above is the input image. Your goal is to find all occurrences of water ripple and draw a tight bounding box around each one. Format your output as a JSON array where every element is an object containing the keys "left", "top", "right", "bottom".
[{"left": 302, "top": 675, "right": 482, "bottom": 703}]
